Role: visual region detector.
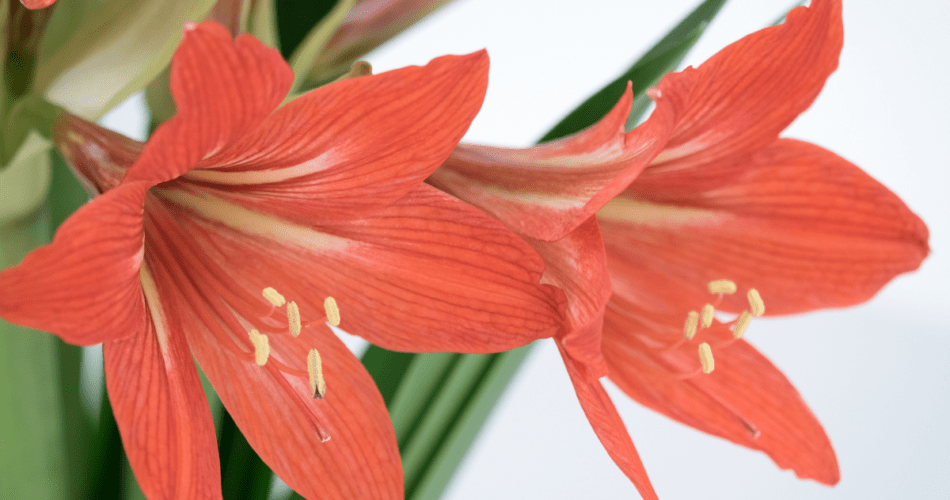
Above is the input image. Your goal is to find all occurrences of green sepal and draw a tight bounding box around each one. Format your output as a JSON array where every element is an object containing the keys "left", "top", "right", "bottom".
[{"left": 538, "top": 0, "right": 728, "bottom": 143}]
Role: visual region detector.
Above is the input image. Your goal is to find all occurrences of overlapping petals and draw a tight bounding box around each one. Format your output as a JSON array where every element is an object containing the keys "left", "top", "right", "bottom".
[
  {"left": 601, "top": 139, "right": 930, "bottom": 316},
  {"left": 430, "top": 85, "right": 682, "bottom": 241},
  {"left": 428, "top": 0, "right": 928, "bottom": 494},
  {"left": 0, "top": 18, "right": 568, "bottom": 500},
  {"left": 601, "top": 296, "right": 839, "bottom": 484}
]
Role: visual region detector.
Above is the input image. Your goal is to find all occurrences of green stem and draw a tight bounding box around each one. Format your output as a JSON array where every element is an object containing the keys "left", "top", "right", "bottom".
[{"left": 0, "top": 207, "right": 70, "bottom": 499}]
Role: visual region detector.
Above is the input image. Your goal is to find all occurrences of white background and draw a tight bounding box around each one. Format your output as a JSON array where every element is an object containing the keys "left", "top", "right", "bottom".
[
  {"left": 362, "top": 1, "right": 950, "bottom": 499},
  {"left": 100, "top": 1, "right": 950, "bottom": 498}
]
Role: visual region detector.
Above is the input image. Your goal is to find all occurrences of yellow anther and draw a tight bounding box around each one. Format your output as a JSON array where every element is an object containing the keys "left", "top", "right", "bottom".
[
  {"left": 698, "top": 342, "right": 715, "bottom": 374},
  {"left": 324, "top": 297, "right": 340, "bottom": 327},
  {"left": 287, "top": 301, "right": 301, "bottom": 337},
  {"left": 707, "top": 279, "right": 737, "bottom": 295},
  {"left": 733, "top": 311, "right": 752, "bottom": 339},
  {"left": 747, "top": 288, "right": 765, "bottom": 317},
  {"left": 684, "top": 311, "right": 699, "bottom": 340},
  {"left": 700, "top": 303, "right": 715, "bottom": 328},
  {"left": 248, "top": 329, "right": 270, "bottom": 366},
  {"left": 262, "top": 287, "right": 286, "bottom": 307},
  {"left": 307, "top": 349, "right": 327, "bottom": 399}
]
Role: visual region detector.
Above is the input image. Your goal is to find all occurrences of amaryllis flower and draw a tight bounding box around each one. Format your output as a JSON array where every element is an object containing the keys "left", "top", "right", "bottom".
[
  {"left": 429, "top": 0, "right": 928, "bottom": 498},
  {"left": 0, "top": 21, "right": 564, "bottom": 500}
]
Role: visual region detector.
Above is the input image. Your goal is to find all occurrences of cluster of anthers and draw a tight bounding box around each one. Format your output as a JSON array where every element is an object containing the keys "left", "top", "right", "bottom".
[
  {"left": 248, "top": 287, "right": 341, "bottom": 400},
  {"left": 679, "top": 279, "right": 765, "bottom": 377}
]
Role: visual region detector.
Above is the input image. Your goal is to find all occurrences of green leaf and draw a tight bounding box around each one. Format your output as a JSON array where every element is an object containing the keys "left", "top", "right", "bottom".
[
  {"left": 34, "top": 0, "right": 218, "bottom": 120},
  {"left": 538, "top": 0, "right": 728, "bottom": 142},
  {"left": 248, "top": 0, "right": 280, "bottom": 50},
  {"left": 409, "top": 346, "right": 532, "bottom": 500},
  {"left": 276, "top": 0, "right": 340, "bottom": 59},
  {"left": 0, "top": 134, "right": 67, "bottom": 500},
  {"left": 287, "top": 0, "right": 357, "bottom": 92}
]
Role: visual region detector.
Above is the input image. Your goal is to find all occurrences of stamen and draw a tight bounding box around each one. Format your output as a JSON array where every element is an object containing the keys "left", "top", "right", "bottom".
[
  {"left": 287, "top": 301, "right": 301, "bottom": 337},
  {"left": 262, "top": 287, "right": 286, "bottom": 307},
  {"left": 707, "top": 279, "right": 737, "bottom": 295},
  {"left": 307, "top": 349, "right": 327, "bottom": 399},
  {"left": 700, "top": 304, "right": 715, "bottom": 328},
  {"left": 747, "top": 288, "right": 765, "bottom": 317},
  {"left": 733, "top": 311, "right": 752, "bottom": 339},
  {"left": 324, "top": 297, "right": 341, "bottom": 327},
  {"left": 683, "top": 311, "right": 699, "bottom": 340},
  {"left": 248, "top": 329, "right": 270, "bottom": 366},
  {"left": 698, "top": 342, "right": 715, "bottom": 374}
]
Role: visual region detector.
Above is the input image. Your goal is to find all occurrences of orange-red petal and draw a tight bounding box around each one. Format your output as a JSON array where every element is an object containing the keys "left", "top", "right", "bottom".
[
  {"left": 103, "top": 288, "right": 222, "bottom": 499},
  {"left": 601, "top": 139, "right": 929, "bottom": 316},
  {"left": 151, "top": 181, "right": 564, "bottom": 354},
  {"left": 19, "top": 0, "right": 55, "bottom": 9},
  {"left": 556, "top": 339, "right": 657, "bottom": 500},
  {"left": 650, "top": 0, "right": 842, "bottom": 171},
  {"left": 430, "top": 82, "right": 682, "bottom": 242},
  {"left": 181, "top": 51, "right": 489, "bottom": 225},
  {"left": 601, "top": 298, "right": 840, "bottom": 484},
  {"left": 143, "top": 222, "right": 403, "bottom": 499},
  {"left": 0, "top": 182, "right": 150, "bottom": 345},
  {"left": 123, "top": 21, "right": 292, "bottom": 186},
  {"left": 524, "top": 217, "right": 611, "bottom": 379}
]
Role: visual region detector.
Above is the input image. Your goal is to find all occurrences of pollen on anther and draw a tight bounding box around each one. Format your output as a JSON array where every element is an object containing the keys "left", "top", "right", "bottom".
[
  {"left": 324, "top": 297, "right": 340, "bottom": 327},
  {"left": 698, "top": 342, "right": 715, "bottom": 374},
  {"left": 262, "top": 287, "right": 286, "bottom": 307},
  {"left": 747, "top": 288, "right": 765, "bottom": 317},
  {"left": 700, "top": 304, "right": 715, "bottom": 328},
  {"left": 707, "top": 279, "right": 737, "bottom": 295},
  {"left": 287, "top": 301, "right": 301, "bottom": 337},
  {"left": 248, "top": 329, "right": 270, "bottom": 366},
  {"left": 684, "top": 311, "right": 699, "bottom": 340},
  {"left": 307, "top": 349, "right": 327, "bottom": 399},
  {"left": 733, "top": 311, "right": 752, "bottom": 339}
]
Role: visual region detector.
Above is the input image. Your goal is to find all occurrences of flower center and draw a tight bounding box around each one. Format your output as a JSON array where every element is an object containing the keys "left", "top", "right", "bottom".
[{"left": 676, "top": 279, "right": 766, "bottom": 377}]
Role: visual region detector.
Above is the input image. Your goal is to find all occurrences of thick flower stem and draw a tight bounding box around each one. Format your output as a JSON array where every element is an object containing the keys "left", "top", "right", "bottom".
[{"left": 0, "top": 209, "right": 69, "bottom": 499}]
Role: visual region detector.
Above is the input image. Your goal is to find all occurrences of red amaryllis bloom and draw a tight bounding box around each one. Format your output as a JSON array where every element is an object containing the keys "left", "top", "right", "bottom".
[
  {"left": 429, "top": 0, "right": 929, "bottom": 498},
  {"left": 0, "top": 21, "right": 564, "bottom": 500}
]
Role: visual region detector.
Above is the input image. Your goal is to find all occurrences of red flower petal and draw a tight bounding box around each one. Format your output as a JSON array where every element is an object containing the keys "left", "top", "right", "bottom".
[
  {"left": 600, "top": 139, "right": 929, "bottom": 315},
  {"left": 601, "top": 298, "right": 840, "bottom": 484},
  {"left": 524, "top": 218, "right": 611, "bottom": 379},
  {"left": 556, "top": 339, "right": 657, "bottom": 500},
  {"left": 651, "top": 0, "right": 843, "bottom": 170},
  {"left": 143, "top": 216, "right": 403, "bottom": 499},
  {"left": 152, "top": 181, "right": 564, "bottom": 354},
  {"left": 104, "top": 276, "right": 222, "bottom": 500},
  {"left": 181, "top": 51, "right": 489, "bottom": 225},
  {"left": 123, "top": 21, "right": 292, "bottom": 186},
  {"left": 55, "top": 113, "right": 145, "bottom": 195},
  {"left": 19, "top": 0, "right": 55, "bottom": 9},
  {"left": 430, "top": 84, "right": 680, "bottom": 242},
  {"left": 0, "top": 182, "right": 149, "bottom": 345}
]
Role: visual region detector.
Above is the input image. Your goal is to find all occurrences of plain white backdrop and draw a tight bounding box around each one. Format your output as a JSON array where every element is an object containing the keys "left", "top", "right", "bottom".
[{"left": 97, "top": 1, "right": 949, "bottom": 499}]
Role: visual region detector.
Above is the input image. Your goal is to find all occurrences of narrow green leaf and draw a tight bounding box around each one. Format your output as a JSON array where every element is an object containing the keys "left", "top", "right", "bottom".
[
  {"left": 360, "top": 344, "right": 417, "bottom": 406},
  {"left": 83, "top": 385, "right": 125, "bottom": 500},
  {"left": 0, "top": 210, "right": 68, "bottom": 500},
  {"left": 410, "top": 346, "right": 533, "bottom": 500},
  {"left": 388, "top": 352, "right": 459, "bottom": 443},
  {"left": 539, "top": 0, "right": 728, "bottom": 142},
  {"left": 276, "top": 0, "right": 339, "bottom": 59},
  {"left": 287, "top": 0, "right": 356, "bottom": 92},
  {"left": 248, "top": 0, "right": 280, "bottom": 50},
  {"left": 401, "top": 353, "right": 495, "bottom": 496},
  {"left": 219, "top": 410, "right": 274, "bottom": 500}
]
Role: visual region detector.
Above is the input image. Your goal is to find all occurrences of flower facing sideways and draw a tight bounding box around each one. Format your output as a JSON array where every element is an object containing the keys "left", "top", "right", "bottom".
[
  {"left": 429, "top": 0, "right": 929, "bottom": 497},
  {"left": 0, "top": 21, "right": 565, "bottom": 500}
]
